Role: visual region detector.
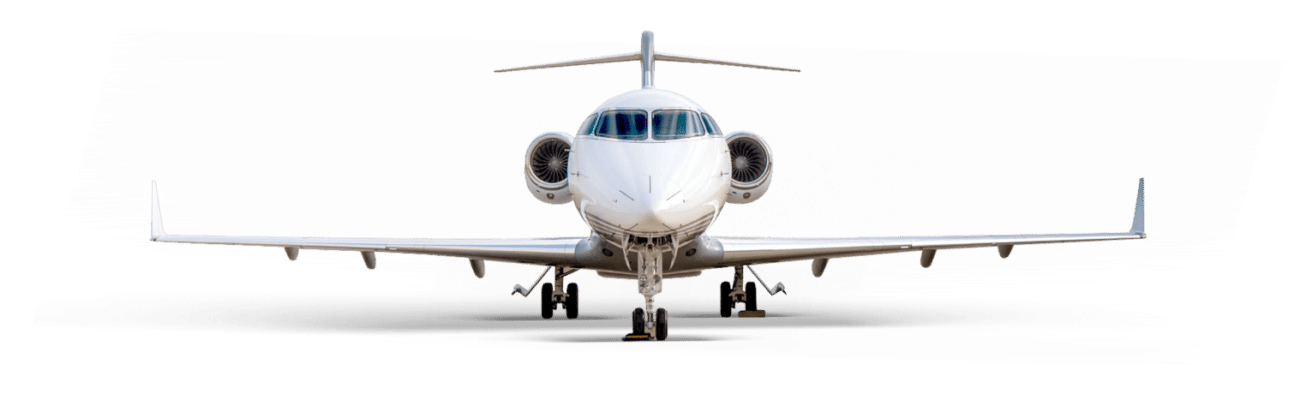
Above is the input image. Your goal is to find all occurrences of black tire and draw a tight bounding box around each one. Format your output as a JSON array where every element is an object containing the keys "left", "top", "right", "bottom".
[
  {"left": 655, "top": 308, "right": 668, "bottom": 340},
  {"left": 720, "top": 282, "right": 732, "bottom": 317},
  {"left": 748, "top": 279, "right": 759, "bottom": 310},
  {"left": 565, "top": 283, "right": 579, "bottom": 319},
  {"left": 632, "top": 308, "right": 645, "bottom": 335},
  {"left": 540, "top": 283, "right": 554, "bottom": 319}
]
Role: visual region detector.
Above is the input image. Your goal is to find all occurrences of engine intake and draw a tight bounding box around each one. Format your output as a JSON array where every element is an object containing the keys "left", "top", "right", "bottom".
[
  {"left": 525, "top": 133, "right": 573, "bottom": 204},
  {"left": 725, "top": 132, "right": 773, "bottom": 204}
]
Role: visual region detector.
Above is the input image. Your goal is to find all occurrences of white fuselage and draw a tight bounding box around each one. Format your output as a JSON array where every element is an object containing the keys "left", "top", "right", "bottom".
[
  {"left": 567, "top": 89, "right": 731, "bottom": 246},
  {"left": 571, "top": 134, "right": 729, "bottom": 243}
]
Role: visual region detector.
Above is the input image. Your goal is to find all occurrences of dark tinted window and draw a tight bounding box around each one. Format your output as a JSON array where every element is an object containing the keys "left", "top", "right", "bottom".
[
  {"left": 576, "top": 113, "right": 597, "bottom": 135},
  {"left": 595, "top": 110, "right": 649, "bottom": 140},
  {"left": 651, "top": 110, "right": 704, "bottom": 140},
  {"left": 701, "top": 113, "right": 722, "bottom": 136}
]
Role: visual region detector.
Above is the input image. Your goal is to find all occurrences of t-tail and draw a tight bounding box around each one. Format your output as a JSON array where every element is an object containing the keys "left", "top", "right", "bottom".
[{"left": 494, "top": 31, "right": 799, "bottom": 88}]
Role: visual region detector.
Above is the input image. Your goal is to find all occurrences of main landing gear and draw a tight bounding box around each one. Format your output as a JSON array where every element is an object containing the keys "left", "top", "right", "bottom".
[
  {"left": 514, "top": 267, "right": 582, "bottom": 320},
  {"left": 540, "top": 282, "right": 579, "bottom": 319},
  {"left": 540, "top": 268, "right": 577, "bottom": 318},
  {"left": 720, "top": 265, "right": 784, "bottom": 318}
]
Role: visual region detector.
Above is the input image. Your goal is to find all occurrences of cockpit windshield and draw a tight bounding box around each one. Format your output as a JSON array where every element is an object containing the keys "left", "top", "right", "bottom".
[
  {"left": 651, "top": 110, "right": 704, "bottom": 140},
  {"left": 588, "top": 109, "right": 720, "bottom": 141},
  {"left": 701, "top": 113, "right": 721, "bottom": 136},
  {"left": 595, "top": 110, "right": 648, "bottom": 140}
]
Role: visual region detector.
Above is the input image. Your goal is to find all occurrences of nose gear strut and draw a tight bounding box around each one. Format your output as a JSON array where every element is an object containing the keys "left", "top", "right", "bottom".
[{"left": 622, "top": 237, "right": 672, "bottom": 341}]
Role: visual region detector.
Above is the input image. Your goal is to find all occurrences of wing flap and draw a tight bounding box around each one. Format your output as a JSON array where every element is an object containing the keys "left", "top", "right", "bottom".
[
  {"left": 153, "top": 234, "right": 583, "bottom": 265},
  {"left": 714, "top": 179, "right": 1146, "bottom": 266},
  {"left": 716, "top": 232, "right": 1140, "bottom": 265},
  {"left": 149, "top": 183, "right": 583, "bottom": 265}
]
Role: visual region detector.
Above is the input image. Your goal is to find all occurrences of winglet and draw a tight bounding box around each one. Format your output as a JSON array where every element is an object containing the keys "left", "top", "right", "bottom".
[
  {"left": 151, "top": 181, "right": 166, "bottom": 240},
  {"left": 1129, "top": 178, "right": 1145, "bottom": 237}
]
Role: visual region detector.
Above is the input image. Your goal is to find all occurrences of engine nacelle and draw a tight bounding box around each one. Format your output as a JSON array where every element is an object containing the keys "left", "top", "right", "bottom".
[
  {"left": 524, "top": 132, "right": 573, "bottom": 204},
  {"left": 725, "top": 132, "right": 774, "bottom": 204}
]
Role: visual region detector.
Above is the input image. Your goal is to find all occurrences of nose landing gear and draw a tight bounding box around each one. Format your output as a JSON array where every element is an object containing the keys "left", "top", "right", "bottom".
[
  {"left": 622, "top": 241, "right": 670, "bottom": 341},
  {"left": 624, "top": 306, "right": 669, "bottom": 341}
]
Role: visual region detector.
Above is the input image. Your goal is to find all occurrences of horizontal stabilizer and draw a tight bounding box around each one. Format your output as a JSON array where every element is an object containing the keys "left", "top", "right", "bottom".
[
  {"left": 495, "top": 52, "right": 799, "bottom": 73},
  {"left": 494, "top": 53, "right": 640, "bottom": 73},
  {"left": 495, "top": 31, "right": 797, "bottom": 88},
  {"left": 656, "top": 53, "right": 799, "bottom": 72}
]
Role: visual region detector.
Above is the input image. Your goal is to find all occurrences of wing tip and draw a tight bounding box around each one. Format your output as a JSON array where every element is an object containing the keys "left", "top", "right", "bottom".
[
  {"left": 1129, "top": 178, "right": 1145, "bottom": 237},
  {"left": 151, "top": 181, "right": 166, "bottom": 241}
]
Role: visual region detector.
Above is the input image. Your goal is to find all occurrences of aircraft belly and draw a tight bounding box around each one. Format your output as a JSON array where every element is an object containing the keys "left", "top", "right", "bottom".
[
  {"left": 574, "top": 234, "right": 725, "bottom": 275},
  {"left": 596, "top": 270, "right": 702, "bottom": 280}
]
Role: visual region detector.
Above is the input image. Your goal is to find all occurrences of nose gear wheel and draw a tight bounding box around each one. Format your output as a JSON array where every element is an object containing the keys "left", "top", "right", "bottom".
[
  {"left": 655, "top": 308, "right": 668, "bottom": 340},
  {"left": 621, "top": 239, "right": 670, "bottom": 340},
  {"left": 632, "top": 308, "right": 646, "bottom": 336}
]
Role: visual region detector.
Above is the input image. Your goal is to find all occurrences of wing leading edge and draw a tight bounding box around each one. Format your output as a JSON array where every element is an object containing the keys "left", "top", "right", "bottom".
[
  {"left": 149, "top": 182, "right": 584, "bottom": 266},
  {"left": 150, "top": 179, "right": 1145, "bottom": 270},
  {"left": 714, "top": 179, "right": 1146, "bottom": 266}
]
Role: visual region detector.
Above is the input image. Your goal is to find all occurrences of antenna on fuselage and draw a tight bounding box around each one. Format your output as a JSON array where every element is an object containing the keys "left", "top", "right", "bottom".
[{"left": 494, "top": 31, "right": 799, "bottom": 88}]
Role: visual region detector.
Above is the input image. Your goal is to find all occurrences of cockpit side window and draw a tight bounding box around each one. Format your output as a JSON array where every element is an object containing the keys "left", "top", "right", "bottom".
[
  {"left": 576, "top": 113, "right": 597, "bottom": 135},
  {"left": 701, "top": 113, "right": 722, "bottom": 136},
  {"left": 595, "top": 110, "right": 649, "bottom": 140},
  {"left": 651, "top": 110, "right": 705, "bottom": 140}
]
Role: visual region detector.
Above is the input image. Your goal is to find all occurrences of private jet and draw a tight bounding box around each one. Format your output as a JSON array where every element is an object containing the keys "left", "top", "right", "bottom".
[{"left": 150, "top": 31, "right": 1146, "bottom": 341}]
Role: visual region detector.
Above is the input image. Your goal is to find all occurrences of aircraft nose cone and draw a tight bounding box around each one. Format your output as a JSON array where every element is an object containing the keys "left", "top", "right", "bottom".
[{"left": 633, "top": 196, "right": 672, "bottom": 230}]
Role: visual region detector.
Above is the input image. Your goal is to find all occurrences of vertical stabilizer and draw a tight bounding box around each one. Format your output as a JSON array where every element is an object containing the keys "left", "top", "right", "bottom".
[{"left": 641, "top": 31, "right": 655, "bottom": 88}]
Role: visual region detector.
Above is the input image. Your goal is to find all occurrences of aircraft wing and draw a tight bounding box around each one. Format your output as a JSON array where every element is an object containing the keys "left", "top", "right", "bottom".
[
  {"left": 713, "top": 179, "right": 1146, "bottom": 267},
  {"left": 149, "top": 182, "right": 583, "bottom": 267}
]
